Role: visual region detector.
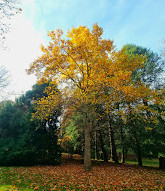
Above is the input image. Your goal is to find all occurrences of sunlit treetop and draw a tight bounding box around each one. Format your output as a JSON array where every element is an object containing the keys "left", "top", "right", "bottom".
[{"left": 27, "top": 23, "right": 160, "bottom": 121}]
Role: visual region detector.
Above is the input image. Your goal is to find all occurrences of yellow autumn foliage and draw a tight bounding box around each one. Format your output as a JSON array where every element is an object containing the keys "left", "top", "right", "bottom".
[{"left": 27, "top": 23, "right": 160, "bottom": 122}]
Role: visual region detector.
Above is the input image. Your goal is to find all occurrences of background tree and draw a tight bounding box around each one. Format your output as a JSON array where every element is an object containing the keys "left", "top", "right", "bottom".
[
  {"left": 0, "top": 0, "right": 21, "bottom": 48},
  {"left": 0, "top": 83, "right": 61, "bottom": 166},
  {"left": 62, "top": 111, "right": 84, "bottom": 155},
  {"left": 0, "top": 65, "right": 9, "bottom": 100},
  {"left": 123, "top": 44, "right": 164, "bottom": 88},
  {"left": 161, "top": 39, "right": 165, "bottom": 57},
  {"left": 118, "top": 44, "right": 164, "bottom": 166}
]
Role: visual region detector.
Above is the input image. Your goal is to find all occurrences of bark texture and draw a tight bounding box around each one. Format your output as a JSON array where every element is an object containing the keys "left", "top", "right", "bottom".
[
  {"left": 108, "top": 120, "right": 119, "bottom": 163},
  {"left": 84, "top": 112, "right": 91, "bottom": 171}
]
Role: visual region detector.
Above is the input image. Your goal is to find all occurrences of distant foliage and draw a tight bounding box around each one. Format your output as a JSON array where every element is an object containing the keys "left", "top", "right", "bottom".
[
  {"left": 0, "top": 83, "right": 61, "bottom": 166},
  {"left": 122, "top": 44, "right": 164, "bottom": 88}
]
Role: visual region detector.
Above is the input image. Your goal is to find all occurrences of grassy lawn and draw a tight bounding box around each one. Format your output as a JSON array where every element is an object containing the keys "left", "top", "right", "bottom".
[
  {"left": 126, "top": 158, "right": 159, "bottom": 167},
  {"left": 0, "top": 162, "right": 164, "bottom": 191}
]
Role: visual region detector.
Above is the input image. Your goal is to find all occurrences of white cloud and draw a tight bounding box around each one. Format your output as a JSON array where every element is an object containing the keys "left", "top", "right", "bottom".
[{"left": 0, "top": 14, "right": 45, "bottom": 100}]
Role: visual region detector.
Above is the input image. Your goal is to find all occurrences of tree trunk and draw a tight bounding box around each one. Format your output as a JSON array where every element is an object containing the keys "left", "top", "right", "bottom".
[
  {"left": 98, "top": 129, "right": 108, "bottom": 162},
  {"left": 84, "top": 112, "right": 91, "bottom": 171},
  {"left": 109, "top": 130, "right": 113, "bottom": 161},
  {"left": 116, "top": 103, "right": 125, "bottom": 163},
  {"left": 128, "top": 103, "right": 142, "bottom": 166},
  {"left": 133, "top": 130, "right": 142, "bottom": 166},
  {"left": 136, "top": 141, "right": 142, "bottom": 166},
  {"left": 120, "top": 125, "right": 125, "bottom": 163},
  {"left": 159, "top": 157, "right": 165, "bottom": 169},
  {"left": 108, "top": 119, "right": 119, "bottom": 163},
  {"left": 94, "top": 131, "right": 97, "bottom": 160}
]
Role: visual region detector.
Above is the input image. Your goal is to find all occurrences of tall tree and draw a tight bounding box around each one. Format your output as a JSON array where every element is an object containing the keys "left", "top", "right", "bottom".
[
  {"left": 120, "top": 44, "right": 164, "bottom": 166},
  {"left": 28, "top": 24, "right": 158, "bottom": 171}
]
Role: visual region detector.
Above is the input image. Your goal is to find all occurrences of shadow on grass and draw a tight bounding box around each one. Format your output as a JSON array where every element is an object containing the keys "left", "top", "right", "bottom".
[{"left": 61, "top": 154, "right": 163, "bottom": 172}]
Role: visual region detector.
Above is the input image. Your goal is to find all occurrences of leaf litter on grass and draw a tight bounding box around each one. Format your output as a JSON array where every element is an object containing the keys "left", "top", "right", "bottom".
[{"left": 0, "top": 163, "right": 165, "bottom": 190}]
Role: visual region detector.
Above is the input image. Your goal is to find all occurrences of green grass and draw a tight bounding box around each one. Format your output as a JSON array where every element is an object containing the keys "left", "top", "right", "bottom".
[
  {"left": 91, "top": 157, "right": 159, "bottom": 168},
  {"left": 0, "top": 185, "right": 33, "bottom": 191},
  {"left": 0, "top": 167, "right": 37, "bottom": 190},
  {"left": 126, "top": 158, "right": 159, "bottom": 167}
]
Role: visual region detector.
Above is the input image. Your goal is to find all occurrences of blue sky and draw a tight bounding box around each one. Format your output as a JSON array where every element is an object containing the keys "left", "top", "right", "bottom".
[
  {"left": 23, "top": 0, "right": 165, "bottom": 52},
  {"left": 0, "top": 0, "right": 165, "bottom": 99}
]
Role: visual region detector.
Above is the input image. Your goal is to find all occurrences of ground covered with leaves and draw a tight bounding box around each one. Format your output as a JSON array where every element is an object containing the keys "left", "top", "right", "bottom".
[{"left": 0, "top": 162, "right": 164, "bottom": 191}]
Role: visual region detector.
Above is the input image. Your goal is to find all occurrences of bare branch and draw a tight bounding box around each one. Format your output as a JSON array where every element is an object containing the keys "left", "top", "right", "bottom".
[
  {"left": 0, "top": 0, "right": 21, "bottom": 49},
  {"left": 0, "top": 65, "right": 10, "bottom": 100}
]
